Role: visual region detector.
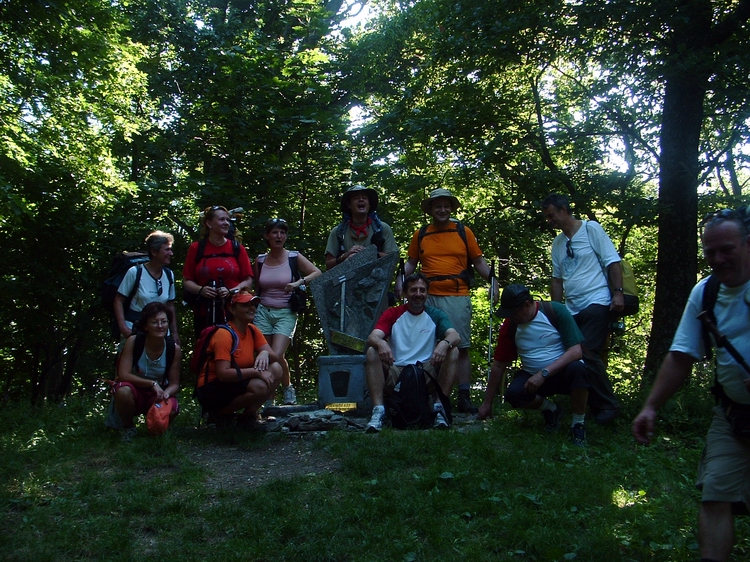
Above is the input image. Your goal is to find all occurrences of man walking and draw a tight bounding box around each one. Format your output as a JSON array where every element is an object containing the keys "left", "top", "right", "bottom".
[
  {"left": 365, "top": 273, "right": 460, "bottom": 432},
  {"left": 633, "top": 207, "right": 750, "bottom": 562},
  {"left": 400, "top": 188, "right": 497, "bottom": 414},
  {"left": 478, "top": 284, "right": 591, "bottom": 446},
  {"left": 541, "top": 193, "right": 623, "bottom": 423}
]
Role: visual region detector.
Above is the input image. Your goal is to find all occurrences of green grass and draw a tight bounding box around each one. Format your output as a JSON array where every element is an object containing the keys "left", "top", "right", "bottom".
[{"left": 1, "top": 390, "right": 749, "bottom": 561}]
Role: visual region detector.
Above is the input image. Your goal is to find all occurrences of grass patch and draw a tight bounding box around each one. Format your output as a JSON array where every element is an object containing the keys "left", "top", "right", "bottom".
[{"left": 1, "top": 392, "right": 749, "bottom": 561}]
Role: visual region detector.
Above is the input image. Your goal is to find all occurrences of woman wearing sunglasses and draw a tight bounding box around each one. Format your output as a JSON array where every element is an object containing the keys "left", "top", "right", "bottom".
[
  {"left": 183, "top": 206, "right": 254, "bottom": 336},
  {"left": 114, "top": 230, "right": 180, "bottom": 344},
  {"left": 253, "top": 218, "right": 321, "bottom": 405}
]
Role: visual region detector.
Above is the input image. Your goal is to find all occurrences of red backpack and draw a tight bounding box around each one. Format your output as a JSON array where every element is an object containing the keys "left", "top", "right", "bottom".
[{"left": 190, "top": 324, "right": 239, "bottom": 387}]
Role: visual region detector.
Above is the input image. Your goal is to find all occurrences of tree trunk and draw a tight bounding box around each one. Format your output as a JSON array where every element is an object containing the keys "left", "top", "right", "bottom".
[{"left": 643, "top": 74, "right": 704, "bottom": 382}]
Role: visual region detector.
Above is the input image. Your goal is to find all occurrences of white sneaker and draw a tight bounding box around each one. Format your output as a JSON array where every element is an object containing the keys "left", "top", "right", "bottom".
[
  {"left": 366, "top": 406, "right": 385, "bottom": 433},
  {"left": 433, "top": 403, "right": 449, "bottom": 430},
  {"left": 283, "top": 385, "right": 297, "bottom": 405}
]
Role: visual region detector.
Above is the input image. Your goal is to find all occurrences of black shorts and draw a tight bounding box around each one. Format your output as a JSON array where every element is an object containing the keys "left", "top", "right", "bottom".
[{"left": 196, "top": 378, "right": 250, "bottom": 412}]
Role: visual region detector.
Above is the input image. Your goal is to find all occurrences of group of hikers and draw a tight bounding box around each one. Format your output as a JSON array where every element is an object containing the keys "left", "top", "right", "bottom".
[{"left": 104, "top": 185, "right": 750, "bottom": 562}]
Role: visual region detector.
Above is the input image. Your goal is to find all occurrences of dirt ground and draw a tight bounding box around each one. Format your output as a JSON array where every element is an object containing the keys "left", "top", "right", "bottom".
[{"left": 187, "top": 409, "right": 481, "bottom": 490}]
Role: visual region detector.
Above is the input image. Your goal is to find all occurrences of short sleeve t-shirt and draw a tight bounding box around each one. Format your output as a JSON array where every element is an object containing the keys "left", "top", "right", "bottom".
[
  {"left": 198, "top": 322, "right": 268, "bottom": 387},
  {"left": 374, "top": 304, "right": 453, "bottom": 367}
]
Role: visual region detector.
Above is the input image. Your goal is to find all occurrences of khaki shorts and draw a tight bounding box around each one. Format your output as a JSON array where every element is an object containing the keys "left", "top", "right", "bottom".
[
  {"left": 426, "top": 295, "right": 471, "bottom": 349},
  {"left": 696, "top": 405, "right": 750, "bottom": 511},
  {"left": 384, "top": 361, "right": 439, "bottom": 394}
]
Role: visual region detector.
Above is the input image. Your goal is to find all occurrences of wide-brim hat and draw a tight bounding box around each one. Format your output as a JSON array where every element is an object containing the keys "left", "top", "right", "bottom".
[
  {"left": 495, "top": 284, "right": 531, "bottom": 317},
  {"left": 341, "top": 184, "right": 378, "bottom": 214},
  {"left": 421, "top": 188, "right": 461, "bottom": 214}
]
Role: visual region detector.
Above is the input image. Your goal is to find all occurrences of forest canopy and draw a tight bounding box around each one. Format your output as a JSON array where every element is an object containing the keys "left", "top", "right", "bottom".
[{"left": 1, "top": 0, "right": 749, "bottom": 402}]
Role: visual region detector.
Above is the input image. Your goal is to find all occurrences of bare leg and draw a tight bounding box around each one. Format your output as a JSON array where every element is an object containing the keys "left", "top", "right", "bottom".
[
  {"left": 457, "top": 348, "right": 471, "bottom": 386},
  {"left": 437, "top": 347, "right": 459, "bottom": 397},
  {"left": 267, "top": 333, "right": 292, "bottom": 388},
  {"left": 365, "top": 347, "right": 386, "bottom": 407},
  {"left": 699, "top": 501, "right": 734, "bottom": 561},
  {"left": 114, "top": 386, "right": 136, "bottom": 428}
]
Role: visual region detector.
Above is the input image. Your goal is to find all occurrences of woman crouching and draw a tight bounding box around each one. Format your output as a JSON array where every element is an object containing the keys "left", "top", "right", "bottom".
[
  {"left": 195, "top": 289, "right": 282, "bottom": 428},
  {"left": 109, "top": 302, "right": 181, "bottom": 440}
]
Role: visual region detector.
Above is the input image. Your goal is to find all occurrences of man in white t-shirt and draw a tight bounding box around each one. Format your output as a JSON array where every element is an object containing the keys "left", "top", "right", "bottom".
[
  {"left": 365, "top": 273, "right": 460, "bottom": 432},
  {"left": 542, "top": 193, "right": 623, "bottom": 424},
  {"left": 633, "top": 208, "right": 750, "bottom": 562}
]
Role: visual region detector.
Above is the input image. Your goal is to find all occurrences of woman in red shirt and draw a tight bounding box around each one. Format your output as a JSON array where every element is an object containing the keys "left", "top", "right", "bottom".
[{"left": 183, "top": 206, "right": 254, "bottom": 336}]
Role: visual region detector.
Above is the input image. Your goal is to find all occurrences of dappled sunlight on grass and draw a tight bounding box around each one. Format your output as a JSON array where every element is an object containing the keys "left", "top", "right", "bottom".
[{"left": 611, "top": 486, "right": 647, "bottom": 508}]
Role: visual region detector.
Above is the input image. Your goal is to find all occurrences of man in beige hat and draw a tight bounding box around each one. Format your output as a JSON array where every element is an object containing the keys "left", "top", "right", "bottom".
[
  {"left": 398, "top": 188, "right": 497, "bottom": 413},
  {"left": 324, "top": 184, "right": 399, "bottom": 270}
]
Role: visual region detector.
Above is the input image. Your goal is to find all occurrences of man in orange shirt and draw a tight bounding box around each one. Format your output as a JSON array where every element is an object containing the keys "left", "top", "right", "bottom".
[{"left": 398, "top": 188, "right": 497, "bottom": 413}]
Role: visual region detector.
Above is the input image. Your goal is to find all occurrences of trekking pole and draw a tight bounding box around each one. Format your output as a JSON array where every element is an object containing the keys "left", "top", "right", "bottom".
[
  {"left": 697, "top": 311, "right": 750, "bottom": 377},
  {"left": 399, "top": 257, "right": 406, "bottom": 302},
  {"left": 210, "top": 279, "right": 217, "bottom": 326},
  {"left": 487, "top": 260, "right": 497, "bottom": 390}
]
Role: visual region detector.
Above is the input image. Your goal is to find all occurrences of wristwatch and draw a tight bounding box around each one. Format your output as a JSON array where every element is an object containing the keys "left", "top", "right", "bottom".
[
  {"left": 613, "top": 287, "right": 624, "bottom": 292},
  {"left": 442, "top": 339, "right": 453, "bottom": 349},
  {"left": 541, "top": 368, "right": 550, "bottom": 378}
]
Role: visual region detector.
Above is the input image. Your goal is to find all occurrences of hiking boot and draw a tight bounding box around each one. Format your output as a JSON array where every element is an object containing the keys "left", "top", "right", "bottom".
[
  {"left": 433, "top": 403, "right": 450, "bottom": 430},
  {"left": 570, "top": 423, "right": 587, "bottom": 447},
  {"left": 542, "top": 403, "right": 564, "bottom": 432},
  {"left": 594, "top": 408, "right": 619, "bottom": 425},
  {"left": 366, "top": 406, "right": 385, "bottom": 433},
  {"left": 121, "top": 427, "right": 137, "bottom": 442},
  {"left": 457, "top": 389, "right": 478, "bottom": 414},
  {"left": 283, "top": 385, "right": 297, "bottom": 405}
]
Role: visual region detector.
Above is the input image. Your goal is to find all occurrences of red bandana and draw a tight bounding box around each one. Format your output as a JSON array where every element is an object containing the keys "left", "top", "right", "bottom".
[{"left": 349, "top": 217, "right": 372, "bottom": 239}]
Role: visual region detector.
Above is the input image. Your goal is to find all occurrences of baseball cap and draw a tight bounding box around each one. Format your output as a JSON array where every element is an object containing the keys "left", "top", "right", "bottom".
[{"left": 495, "top": 284, "right": 531, "bottom": 317}]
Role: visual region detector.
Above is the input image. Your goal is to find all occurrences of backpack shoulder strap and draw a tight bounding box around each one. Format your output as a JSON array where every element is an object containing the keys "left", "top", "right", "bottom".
[
  {"left": 163, "top": 334, "right": 176, "bottom": 385},
  {"left": 124, "top": 265, "right": 144, "bottom": 310},
  {"left": 232, "top": 239, "right": 240, "bottom": 260},
  {"left": 288, "top": 251, "right": 300, "bottom": 281},
  {"left": 132, "top": 331, "right": 147, "bottom": 371},
  {"left": 336, "top": 222, "right": 347, "bottom": 255},
  {"left": 194, "top": 238, "right": 208, "bottom": 264},
  {"left": 702, "top": 274, "right": 721, "bottom": 360},
  {"left": 164, "top": 267, "right": 174, "bottom": 294},
  {"left": 538, "top": 301, "right": 559, "bottom": 331}
]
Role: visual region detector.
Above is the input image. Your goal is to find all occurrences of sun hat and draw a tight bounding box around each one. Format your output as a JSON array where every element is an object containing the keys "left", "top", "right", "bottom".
[
  {"left": 420, "top": 188, "right": 461, "bottom": 214},
  {"left": 341, "top": 184, "right": 379, "bottom": 214},
  {"left": 495, "top": 284, "right": 532, "bottom": 317},
  {"left": 146, "top": 398, "right": 172, "bottom": 436},
  {"left": 231, "top": 292, "right": 261, "bottom": 305}
]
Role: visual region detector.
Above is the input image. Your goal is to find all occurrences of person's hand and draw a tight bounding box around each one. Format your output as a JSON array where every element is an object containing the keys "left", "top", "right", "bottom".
[
  {"left": 376, "top": 340, "right": 394, "bottom": 367},
  {"left": 254, "top": 351, "right": 270, "bottom": 371},
  {"left": 152, "top": 383, "right": 166, "bottom": 401},
  {"left": 523, "top": 372, "right": 545, "bottom": 394},
  {"left": 610, "top": 291, "right": 625, "bottom": 312},
  {"left": 477, "top": 402, "right": 493, "bottom": 420},
  {"left": 119, "top": 325, "right": 133, "bottom": 339},
  {"left": 349, "top": 245, "right": 366, "bottom": 256},
  {"left": 430, "top": 340, "right": 449, "bottom": 368},
  {"left": 217, "top": 286, "right": 230, "bottom": 299},
  {"left": 632, "top": 407, "right": 657, "bottom": 444}
]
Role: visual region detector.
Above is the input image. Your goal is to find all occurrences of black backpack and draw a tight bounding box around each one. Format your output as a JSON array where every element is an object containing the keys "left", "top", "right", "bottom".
[
  {"left": 101, "top": 252, "right": 173, "bottom": 340},
  {"left": 387, "top": 362, "right": 452, "bottom": 429},
  {"left": 417, "top": 219, "right": 475, "bottom": 290}
]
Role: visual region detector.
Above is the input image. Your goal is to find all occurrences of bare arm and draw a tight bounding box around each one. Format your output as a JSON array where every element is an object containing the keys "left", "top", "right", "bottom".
[
  {"left": 524, "top": 343, "right": 584, "bottom": 395},
  {"left": 287, "top": 253, "right": 322, "bottom": 292},
  {"left": 551, "top": 277, "right": 564, "bottom": 303},
  {"left": 166, "top": 301, "right": 180, "bottom": 346},
  {"left": 431, "top": 327, "right": 460, "bottom": 368},
  {"left": 367, "top": 329, "right": 393, "bottom": 367},
  {"left": 472, "top": 256, "right": 499, "bottom": 303},
  {"left": 608, "top": 261, "right": 625, "bottom": 312},
  {"left": 395, "top": 257, "right": 419, "bottom": 299},
  {"left": 113, "top": 293, "right": 132, "bottom": 339},
  {"left": 478, "top": 360, "right": 511, "bottom": 420},
  {"left": 632, "top": 351, "right": 694, "bottom": 444}
]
